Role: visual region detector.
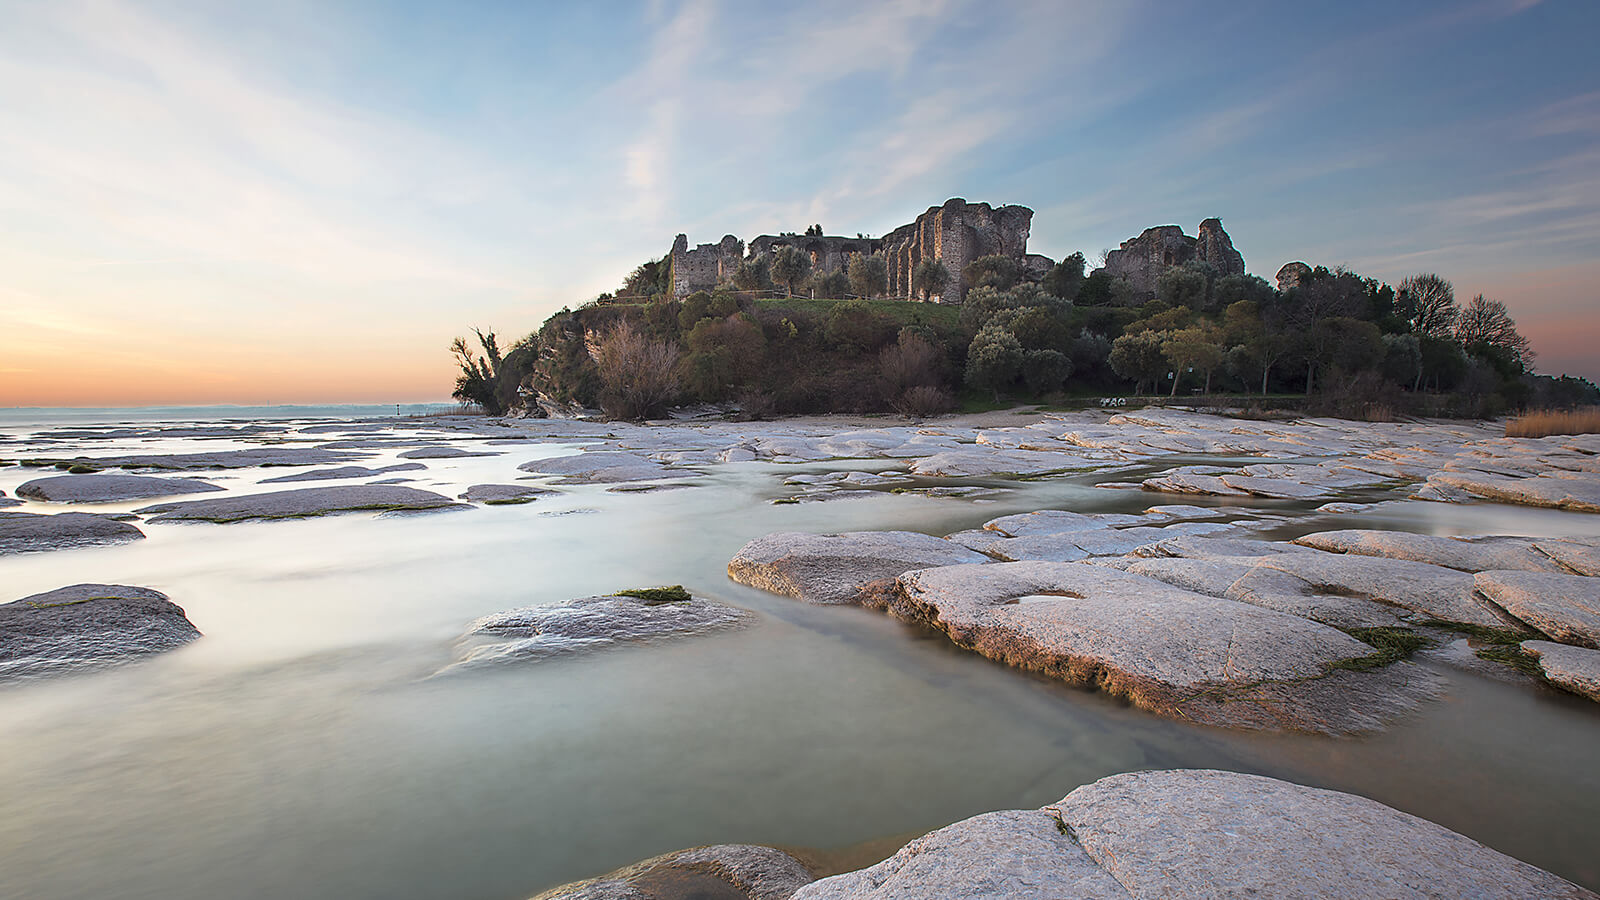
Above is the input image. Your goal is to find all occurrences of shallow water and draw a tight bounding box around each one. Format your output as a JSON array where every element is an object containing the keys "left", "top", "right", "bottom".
[{"left": 2, "top": 417, "right": 1598, "bottom": 899}]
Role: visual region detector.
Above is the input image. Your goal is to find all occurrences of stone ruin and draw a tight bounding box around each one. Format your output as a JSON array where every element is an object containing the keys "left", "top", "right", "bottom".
[
  {"left": 670, "top": 197, "right": 1047, "bottom": 303},
  {"left": 1095, "top": 218, "right": 1246, "bottom": 299}
]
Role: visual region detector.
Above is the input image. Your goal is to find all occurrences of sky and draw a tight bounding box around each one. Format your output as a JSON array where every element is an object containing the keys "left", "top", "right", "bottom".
[{"left": 1, "top": 0, "right": 1597, "bottom": 406}]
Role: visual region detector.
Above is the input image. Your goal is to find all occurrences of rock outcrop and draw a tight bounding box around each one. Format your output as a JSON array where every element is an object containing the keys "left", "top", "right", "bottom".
[
  {"left": 0, "top": 511, "right": 145, "bottom": 554},
  {"left": 1096, "top": 219, "right": 1246, "bottom": 298},
  {"left": 795, "top": 769, "right": 1599, "bottom": 899},
  {"left": 728, "top": 531, "right": 987, "bottom": 605},
  {"left": 134, "top": 485, "right": 460, "bottom": 523},
  {"left": 1277, "top": 260, "right": 1313, "bottom": 292},
  {"left": 533, "top": 844, "right": 814, "bottom": 900},
  {"left": 1475, "top": 571, "right": 1600, "bottom": 647},
  {"left": 451, "top": 593, "right": 750, "bottom": 668},
  {"left": 0, "top": 584, "right": 201, "bottom": 680},
  {"left": 1522, "top": 640, "right": 1600, "bottom": 701},
  {"left": 16, "top": 473, "right": 224, "bottom": 503}
]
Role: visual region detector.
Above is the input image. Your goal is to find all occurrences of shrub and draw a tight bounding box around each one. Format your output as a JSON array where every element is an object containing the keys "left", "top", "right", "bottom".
[
  {"left": 896, "top": 385, "right": 954, "bottom": 417},
  {"left": 593, "top": 321, "right": 681, "bottom": 420}
]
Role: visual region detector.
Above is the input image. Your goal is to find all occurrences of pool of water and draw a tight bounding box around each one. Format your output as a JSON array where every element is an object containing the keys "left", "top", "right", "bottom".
[{"left": 2, "top": 420, "right": 1598, "bottom": 899}]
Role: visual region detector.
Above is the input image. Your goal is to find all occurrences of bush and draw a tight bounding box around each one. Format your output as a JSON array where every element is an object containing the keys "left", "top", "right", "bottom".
[
  {"left": 1022, "top": 349, "right": 1073, "bottom": 395},
  {"left": 896, "top": 385, "right": 954, "bottom": 417},
  {"left": 593, "top": 321, "right": 680, "bottom": 420}
]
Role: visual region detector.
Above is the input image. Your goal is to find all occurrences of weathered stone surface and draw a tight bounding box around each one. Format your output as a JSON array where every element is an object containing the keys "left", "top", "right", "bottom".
[
  {"left": 1120, "top": 557, "right": 1406, "bottom": 629},
  {"left": 1055, "top": 769, "right": 1597, "bottom": 900},
  {"left": 1276, "top": 260, "right": 1313, "bottom": 292},
  {"left": 0, "top": 584, "right": 200, "bottom": 680},
  {"left": 986, "top": 524, "right": 1231, "bottom": 563},
  {"left": 1294, "top": 529, "right": 1567, "bottom": 573},
  {"left": 460, "top": 484, "right": 554, "bottom": 504},
  {"left": 536, "top": 843, "right": 813, "bottom": 900},
  {"left": 982, "top": 509, "right": 1102, "bottom": 536},
  {"left": 792, "top": 809, "right": 1129, "bottom": 900},
  {"left": 16, "top": 473, "right": 224, "bottom": 503},
  {"left": 518, "top": 451, "right": 690, "bottom": 484},
  {"left": 1537, "top": 538, "right": 1600, "bottom": 576},
  {"left": 453, "top": 595, "right": 750, "bottom": 668},
  {"left": 0, "top": 511, "right": 145, "bottom": 554},
  {"left": 906, "top": 449, "right": 1094, "bottom": 477},
  {"left": 888, "top": 561, "right": 1432, "bottom": 732},
  {"left": 67, "top": 447, "right": 364, "bottom": 470},
  {"left": 1096, "top": 219, "right": 1245, "bottom": 298},
  {"left": 1476, "top": 571, "right": 1600, "bottom": 648},
  {"left": 260, "top": 463, "right": 426, "bottom": 483},
  {"left": 0, "top": 491, "right": 18, "bottom": 509},
  {"left": 135, "top": 486, "right": 459, "bottom": 523},
  {"left": 1430, "top": 470, "right": 1600, "bottom": 512},
  {"left": 728, "top": 532, "right": 987, "bottom": 605},
  {"left": 396, "top": 446, "right": 500, "bottom": 459},
  {"left": 1250, "top": 551, "right": 1509, "bottom": 628},
  {"left": 1522, "top": 640, "right": 1600, "bottom": 702}
]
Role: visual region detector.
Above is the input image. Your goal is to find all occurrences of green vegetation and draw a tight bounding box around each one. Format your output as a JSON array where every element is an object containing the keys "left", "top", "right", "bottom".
[
  {"left": 615, "top": 585, "right": 692, "bottom": 603},
  {"left": 1421, "top": 619, "right": 1545, "bottom": 675},
  {"left": 455, "top": 245, "right": 1598, "bottom": 421},
  {"left": 1326, "top": 626, "right": 1431, "bottom": 672}
]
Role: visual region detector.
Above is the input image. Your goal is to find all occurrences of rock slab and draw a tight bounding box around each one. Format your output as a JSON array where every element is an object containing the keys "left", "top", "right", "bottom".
[
  {"left": 1476, "top": 571, "right": 1600, "bottom": 648},
  {"left": 1522, "top": 640, "right": 1600, "bottom": 702},
  {"left": 135, "top": 485, "right": 458, "bottom": 523},
  {"left": 0, "top": 511, "right": 145, "bottom": 554},
  {"left": 535, "top": 844, "right": 813, "bottom": 900},
  {"left": 0, "top": 584, "right": 201, "bottom": 680},
  {"left": 454, "top": 595, "right": 750, "bottom": 667},
  {"left": 16, "top": 473, "right": 225, "bottom": 503},
  {"left": 728, "top": 532, "right": 987, "bottom": 604}
]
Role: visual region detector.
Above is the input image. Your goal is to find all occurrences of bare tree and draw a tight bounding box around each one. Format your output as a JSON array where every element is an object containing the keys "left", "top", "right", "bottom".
[
  {"left": 593, "top": 321, "right": 680, "bottom": 420},
  {"left": 1456, "top": 294, "right": 1535, "bottom": 369},
  {"left": 1397, "top": 274, "right": 1458, "bottom": 338}
]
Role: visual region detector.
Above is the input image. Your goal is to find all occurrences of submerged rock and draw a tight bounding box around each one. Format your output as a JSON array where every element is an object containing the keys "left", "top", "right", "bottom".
[
  {"left": 260, "top": 463, "right": 426, "bottom": 484},
  {"left": 135, "top": 485, "right": 460, "bottom": 523},
  {"left": 0, "top": 584, "right": 200, "bottom": 680},
  {"left": 1522, "top": 640, "right": 1600, "bottom": 702},
  {"left": 1476, "top": 571, "right": 1600, "bottom": 648},
  {"left": 799, "top": 769, "right": 1596, "bottom": 899},
  {"left": 887, "top": 561, "right": 1435, "bottom": 733},
  {"left": 453, "top": 594, "right": 750, "bottom": 667},
  {"left": 460, "top": 484, "right": 554, "bottom": 504},
  {"left": 396, "top": 446, "right": 500, "bottom": 459},
  {"left": 0, "top": 511, "right": 145, "bottom": 554},
  {"left": 16, "top": 473, "right": 225, "bottom": 503},
  {"left": 65, "top": 447, "right": 364, "bottom": 470},
  {"left": 518, "top": 451, "right": 691, "bottom": 484},
  {"left": 727, "top": 532, "right": 987, "bottom": 605},
  {"left": 534, "top": 844, "right": 813, "bottom": 900}
]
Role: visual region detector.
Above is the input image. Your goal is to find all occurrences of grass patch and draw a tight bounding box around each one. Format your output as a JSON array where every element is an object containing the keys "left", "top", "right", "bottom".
[
  {"left": 1326, "top": 626, "right": 1431, "bottom": 672},
  {"left": 772, "top": 497, "right": 800, "bottom": 505},
  {"left": 1475, "top": 644, "right": 1544, "bottom": 676},
  {"left": 1421, "top": 619, "right": 1545, "bottom": 676},
  {"left": 1506, "top": 406, "right": 1600, "bottom": 438},
  {"left": 615, "top": 585, "right": 691, "bottom": 604},
  {"left": 1421, "top": 620, "right": 1532, "bottom": 644},
  {"left": 20, "top": 459, "right": 54, "bottom": 467}
]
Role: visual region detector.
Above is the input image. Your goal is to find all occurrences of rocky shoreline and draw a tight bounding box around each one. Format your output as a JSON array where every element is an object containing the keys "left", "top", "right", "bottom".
[{"left": 3, "top": 405, "right": 1598, "bottom": 895}]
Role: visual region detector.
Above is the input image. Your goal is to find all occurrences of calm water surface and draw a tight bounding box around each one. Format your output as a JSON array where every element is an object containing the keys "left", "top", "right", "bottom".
[{"left": 1, "top": 415, "right": 1598, "bottom": 899}]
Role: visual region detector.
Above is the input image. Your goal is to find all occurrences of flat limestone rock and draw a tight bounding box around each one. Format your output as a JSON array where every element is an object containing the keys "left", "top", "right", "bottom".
[
  {"left": 396, "top": 446, "right": 500, "bottom": 459},
  {"left": 68, "top": 447, "right": 364, "bottom": 470},
  {"left": 518, "top": 451, "right": 691, "bottom": 484},
  {"left": 536, "top": 844, "right": 813, "bottom": 900},
  {"left": 135, "top": 485, "right": 459, "bottom": 523},
  {"left": 1055, "top": 769, "right": 1598, "bottom": 900},
  {"left": 1293, "top": 529, "right": 1565, "bottom": 573},
  {"left": 1522, "top": 640, "right": 1600, "bottom": 701},
  {"left": 1217, "top": 473, "right": 1336, "bottom": 500},
  {"left": 982, "top": 509, "right": 1102, "bottom": 537},
  {"left": 260, "top": 463, "right": 426, "bottom": 483},
  {"left": 453, "top": 595, "right": 750, "bottom": 668},
  {"left": 792, "top": 809, "right": 1129, "bottom": 900},
  {"left": 728, "top": 532, "right": 988, "bottom": 605},
  {"left": 1431, "top": 471, "right": 1600, "bottom": 513},
  {"left": 0, "top": 511, "right": 145, "bottom": 554},
  {"left": 1253, "top": 551, "right": 1509, "bottom": 628},
  {"left": 0, "top": 584, "right": 201, "bottom": 680},
  {"left": 15, "top": 473, "right": 224, "bottom": 503},
  {"left": 889, "top": 561, "right": 1433, "bottom": 733},
  {"left": 1476, "top": 571, "right": 1600, "bottom": 648},
  {"left": 986, "top": 524, "right": 1232, "bottom": 563},
  {"left": 1122, "top": 558, "right": 1406, "bottom": 629},
  {"left": 1537, "top": 538, "right": 1600, "bottom": 576},
  {"left": 460, "top": 484, "right": 554, "bottom": 504}
]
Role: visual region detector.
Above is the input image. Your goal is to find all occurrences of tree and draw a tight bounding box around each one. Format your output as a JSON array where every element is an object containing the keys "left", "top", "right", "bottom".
[
  {"left": 1161, "top": 325, "right": 1224, "bottom": 395},
  {"left": 733, "top": 257, "right": 771, "bottom": 291},
  {"left": 622, "top": 253, "right": 673, "bottom": 298},
  {"left": 450, "top": 327, "right": 505, "bottom": 415},
  {"left": 593, "top": 321, "right": 680, "bottom": 420},
  {"left": 810, "top": 268, "right": 849, "bottom": 298},
  {"left": 1109, "top": 330, "right": 1169, "bottom": 395},
  {"left": 804, "top": 224, "right": 822, "bottom": 236},
  {"left": 770, "top": 246, "right": 812, "bottom": 298},
  {"left": 1022, "top": 349, "right": 1073, "bottom": 395},
  {"left": 1157, "top": 263, "right": 1212, "bottom": 310},
  {"left": 963, "top": 254, "right": 1019, "bottom": 292},
  {"left": 1381, "top": 333, "right": 1423, "bottom": 390},
  {"left": 1455, "top": 294, "right": 1534, "bottom": 370},
  {"left": 1397, "top": 274, "right": 1458, "bottom": 338},
  {"left": 1212, "top": 273, "right": 1276, "bottom": 309},
  {"left": 965, "top": 324, "right": 1024, "bottom": 400},
  {"left": 911, "top": 258, "right": 952, "bottom": 301},
  {"left": 1043, "top": 252, "right": 1086, "bottom": 303},
  {"left": 847, "top": 252, "right": 888, "bottom": 299}
]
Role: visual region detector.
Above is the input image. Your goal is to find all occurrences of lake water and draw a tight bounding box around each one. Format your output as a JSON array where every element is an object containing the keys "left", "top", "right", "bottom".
[{"left": 2, "top": 413, "right": 1598, "bottom": 899}]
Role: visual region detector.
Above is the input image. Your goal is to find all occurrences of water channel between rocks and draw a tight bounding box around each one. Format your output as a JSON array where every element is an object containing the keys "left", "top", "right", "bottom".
[{"left": 1, "top": 418, "right": 1598, "bottom": 899}]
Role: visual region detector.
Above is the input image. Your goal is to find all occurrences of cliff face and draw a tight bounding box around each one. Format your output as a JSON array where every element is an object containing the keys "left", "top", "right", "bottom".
[
  {"left": 881, "top": 198, "right": 1036, "bottom": 303},
  {"left": 1097, "top": 219, "right": 1246, "bottom": 299}
]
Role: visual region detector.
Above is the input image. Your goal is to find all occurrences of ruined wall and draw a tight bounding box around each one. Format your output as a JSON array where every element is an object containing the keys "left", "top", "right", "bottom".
[
  {"left": 747, "top": 234, "right": 883, "bottom": 279},
  {"left": 881, "top": 198, "right": 1037, "bottom": 302},
  {"left": 671, "top": 234, "right": 744, "bottom": 297},
  {"left": 1097, "top": 219, "right": 1246, "bottom": 299}
]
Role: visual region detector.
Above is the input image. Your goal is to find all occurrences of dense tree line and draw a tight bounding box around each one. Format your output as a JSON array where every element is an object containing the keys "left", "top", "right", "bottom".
[{"left": 453, "top": 249, "right": 1595, "bottom": 421}]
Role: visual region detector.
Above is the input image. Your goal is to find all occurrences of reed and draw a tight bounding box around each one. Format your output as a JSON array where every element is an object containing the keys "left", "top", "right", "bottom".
[{"left": 1505, "top": 406, "right": 1600, "bottom": 438}]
